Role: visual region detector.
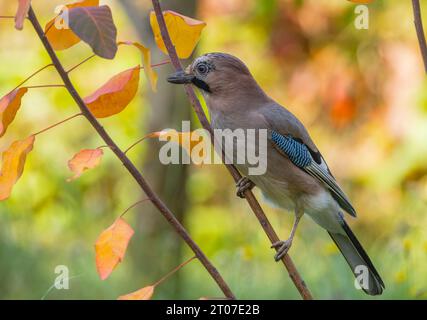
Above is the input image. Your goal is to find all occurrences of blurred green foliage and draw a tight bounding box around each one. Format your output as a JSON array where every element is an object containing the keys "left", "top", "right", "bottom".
[{"left": 0, "top": 0, "right": 426, "bottom": 299}]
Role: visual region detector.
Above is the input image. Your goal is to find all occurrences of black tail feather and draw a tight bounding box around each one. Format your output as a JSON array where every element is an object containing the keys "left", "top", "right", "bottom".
[{"left": 328, "top": 219, "right": 385, "bottom": 295}]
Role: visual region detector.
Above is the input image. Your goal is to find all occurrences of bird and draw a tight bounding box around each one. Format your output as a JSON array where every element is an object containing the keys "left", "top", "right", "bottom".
[{"left": 167, "top": 52, "right": 385, "bottom": 295}]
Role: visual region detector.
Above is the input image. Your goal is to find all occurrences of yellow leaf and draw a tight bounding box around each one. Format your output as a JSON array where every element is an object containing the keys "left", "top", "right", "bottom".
[
  {"left": 84, "top": 66, "right": 140, "bottom": 118},
  {"left": 0, "top": 87, "right": 28, "bottom": 137},
  {"left": 150, "top": 10, "right": 206, "bottom": 59},
  {"left": 147, "top": 130, "right": 205, "bottom": 159},
  {"left": 118, "top": 41, "right": 158, "bottom": 92},
  {"left": 67, "top": 148, "right": 103, "bottom": 181},
  {"left": 118, "top": 285, "right": 155, "bottom": 300},
  {"left": 44, "top": 0, "right": 99, "bottom": 51},
  {"left": 0, "top": 135, "right": 35, "bottom": 201},
  {"left": 95, "top": 218, "right": 134, "bottom": 280}
]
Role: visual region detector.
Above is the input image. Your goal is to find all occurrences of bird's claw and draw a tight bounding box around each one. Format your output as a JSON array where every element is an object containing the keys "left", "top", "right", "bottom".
[
  {"left": 271, "top": 239, "right": 293, "bottom": 261},
  {"left": 236, "top": 177, "right": 255, "bottom": 198}
]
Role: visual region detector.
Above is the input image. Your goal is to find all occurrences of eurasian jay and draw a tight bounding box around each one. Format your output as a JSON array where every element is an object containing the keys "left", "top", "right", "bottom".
[{"left": 167, "top": 52, "right": 384, "bottom": 295}]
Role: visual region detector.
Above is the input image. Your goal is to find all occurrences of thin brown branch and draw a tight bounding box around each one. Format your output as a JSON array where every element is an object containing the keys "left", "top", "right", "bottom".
[
  {"left": 27, "top": 6, "right": 235, "bottom": 300},
  {"left": 124, "top": 135, "right": 150, "bottom": 154},
  {"left": 140, "top": 59, "right": 171, "bottom": 70},
  {"left": 13, "top": 64, "right": 54, "bottom": 91},
  {"left": 66, "top": 54, "right": 96, "bottom": 74},
  {"left": 120, "top": 198, "right": 150, "bottom": 218},
  {"left": 33, "top": 113, "right": 83, "bottom": 136},
  {"left": 153, "top": 256, "right": 196, "bottom": 287},
  {"left": 151, "top": 0, "right": 313, "bottom": 300},
  {"left": 26, "top": 84, "right": 65, "bottom": 89},
  {"left": 412, "top": 0, "right": 427, "bottom": 73}
]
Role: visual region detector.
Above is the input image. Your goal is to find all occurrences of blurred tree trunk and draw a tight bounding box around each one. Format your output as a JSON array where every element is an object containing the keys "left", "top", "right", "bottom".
[{"left": 120, "top": 0, "right": 196, "bottom": 298}]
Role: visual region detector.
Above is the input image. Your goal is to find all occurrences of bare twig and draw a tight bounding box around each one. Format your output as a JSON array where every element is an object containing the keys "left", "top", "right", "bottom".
[
  {"left": 27, "top": 6, "right": 235, "bottom": 300},
  {"left": 140, "top": 60, "right": 171, "bottom": 69},
  {"left": 13, "top": 64, "right": 54, "bottom": 91},
  {"left": 66, "top": 54, "right": 96, "bottom": 73},
  {"left": 153, "top": 256, "right": 196, "bottom": 287},
  {"left": 120, "top": 198, "right": 150, "bottom": 218},
  {"left": 124, "top": 134, "right": 151, "bottom": 154},
  {"left": 33, "top": 113, "right": 82, "bottom": 136},
  {"left": 151, "top": 0, "right": 313, "bottom": 300},
  {"left": 26, "top": 84, "right": 65, "bottom": 89},
  {"left": 412, "top": 0, "right": 427, "bottom": 73}
]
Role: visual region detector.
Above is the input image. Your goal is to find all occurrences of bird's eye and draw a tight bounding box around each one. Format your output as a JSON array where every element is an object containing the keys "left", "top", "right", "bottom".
[{"left": 196, "top": 63, "right": 208, "bottom": 74}]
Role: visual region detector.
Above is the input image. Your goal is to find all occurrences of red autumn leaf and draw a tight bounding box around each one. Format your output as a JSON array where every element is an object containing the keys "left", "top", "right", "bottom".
[
  {"left": 0, "top": 88, "right": 28, "bottom": 137},
  {"left": 95, "top": 218, "right": 134, "bottom": 280},
  {"left": 15, "top": 0, "right": 31, "bottom": 30},
  {"left": 45, "top": 0, "right": 99, "bottom": 51},
  {"left": 67, "top": 148, "right": 103, "bottom": 181},
  {"left": 68, "top": 5, "right": 118, "bottom": 59},
  {"left": 84, "top": 66, "right": 140, "bottom": 118},
  {"left": 0, "top": 135, "right": 35, "bottom": 201},
  {"left": 118, "top": 285, "right": 155, "bottom": 300}
]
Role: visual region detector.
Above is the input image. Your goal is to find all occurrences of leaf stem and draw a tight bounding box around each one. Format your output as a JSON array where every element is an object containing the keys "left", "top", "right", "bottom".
[
  {"left": 124, "top": 135, "right": 150, "bottom": 154},
  {"left": 412, "top": 0, "right": 427, "bottom": 73},
  {"left": 33, "top": 113, "right": 83, "bottom": 136},
  {"left": 96, "top": 145, "right": 116, "bottom": 151},
  {"left": 26, "top": 84, "right": 66, "bottom": 89},
  {"left": 120, "top": 199, "right": 151, "bottom": 218},
  {"left": 66, "top": 54, "right": 96, "bottom": 74},
  {"left": 0, "top": 16, "right": 16, "bottom": 19},
  {"left": 153, "top": 256, "right": 196, "bottom": 287},
  {"left": 140, "top": 59, "right": 171, "bottom": 70},
  {"left": 13, "top": 64, "right": 54, "bottom": 91}
]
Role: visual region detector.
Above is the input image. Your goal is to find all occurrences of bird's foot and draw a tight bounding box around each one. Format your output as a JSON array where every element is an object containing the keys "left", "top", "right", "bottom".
[
  {"left": 236, "top": 177, "right": 255, "bottom": 198},
  {"left": 271, "top": 239, "right": 293, "bottom": 261}
]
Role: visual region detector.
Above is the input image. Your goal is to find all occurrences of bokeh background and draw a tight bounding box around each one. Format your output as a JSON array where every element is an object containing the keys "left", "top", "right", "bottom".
[{"left": 0, "top": 0, "right": 426, "bottom": 299}]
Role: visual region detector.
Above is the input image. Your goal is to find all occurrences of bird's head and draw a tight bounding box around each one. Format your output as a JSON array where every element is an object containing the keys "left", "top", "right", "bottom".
[{"left": 167, "top": 53, "right": 259, "bottom": 97}]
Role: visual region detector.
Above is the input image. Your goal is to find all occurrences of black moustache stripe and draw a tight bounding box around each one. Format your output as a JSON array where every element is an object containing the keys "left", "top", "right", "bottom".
[{"left": 191, "top": 78, "right": 211, "bottom": 93}]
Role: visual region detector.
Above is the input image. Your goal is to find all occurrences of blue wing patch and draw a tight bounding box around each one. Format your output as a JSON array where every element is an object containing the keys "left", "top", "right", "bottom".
[{"left": 271, "top": 131, "right": 312, "bottom": 167}]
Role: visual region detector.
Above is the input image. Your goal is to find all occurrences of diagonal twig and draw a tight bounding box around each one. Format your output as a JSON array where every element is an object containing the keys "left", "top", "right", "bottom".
[
  {"left": 151, "top": 0, "right": 313, "bottom": 300},
  {"left": 27, "top": 6, "right": 235, "bottom": 300},
  {"left": 412, "top": 0, "right": 427, "bottom": 73}
]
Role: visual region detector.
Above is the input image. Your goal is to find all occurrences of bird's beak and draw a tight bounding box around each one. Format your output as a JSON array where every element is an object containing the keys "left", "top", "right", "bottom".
[{"left": 167, "top": 71, "right": 194, "bottom": 84}]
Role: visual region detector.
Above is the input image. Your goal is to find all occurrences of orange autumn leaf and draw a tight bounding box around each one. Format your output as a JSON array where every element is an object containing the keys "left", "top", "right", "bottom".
[
  {"left": 118, "top": 285, "right": 155, "bottom": 300},
  {"left": 150, "top": 10, "right": 206, "bottom": 59},
  {"left": 95, "top": 218, "right": 134, "bottom": 280},
  {"left": 45, "top": 0, "right": 99, "bottom": 51},
  {"left": 15, "top": 0, "right": 31, "bottom": 30},
  {"left": 118, "top": 41, "right": 158, "bottom": 92},
  {"left": 84, "top": 66, "right": 140, "bottom": 118},
  {"left": 67, "top": 148, "right": 103, "bottom": 181},
  {"left": 0, "top": 88, "right": 28, "bottom": 137},
  {"left": 0, "top": 135, "right": 35, "bottom": 201}
]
